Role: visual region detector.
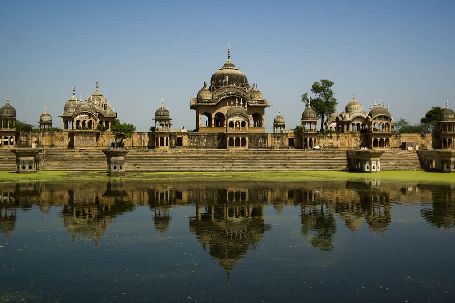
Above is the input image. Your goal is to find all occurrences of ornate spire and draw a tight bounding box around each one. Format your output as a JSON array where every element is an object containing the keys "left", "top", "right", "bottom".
[
  {"left": 227, "top": 43, "right": 231, "bottom": 60},
  {"left": 72, "top": 86, "right": 76, "bottom": 96},
  {"left": 160, "top": 97, "right": 165, "bottom": 109}
]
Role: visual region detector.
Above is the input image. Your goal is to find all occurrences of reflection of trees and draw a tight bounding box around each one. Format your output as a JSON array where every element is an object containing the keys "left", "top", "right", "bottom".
[
  {"left": 420, "top": 184, "right": 455, "bottom": 229},
  {"left": 189, "top": 191, "right": 270, "bottom": 271},
  {"left": 301, "top": 202, "right": 336, "bottom": 251},
  {"left": 0, "top": 203, "right": 16, "bottom": 236}
]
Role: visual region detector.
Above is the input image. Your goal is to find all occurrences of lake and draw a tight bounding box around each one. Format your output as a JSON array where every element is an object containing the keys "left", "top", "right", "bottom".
[{"left": 1, "top": 179, "right": 454, "bottom": 302}]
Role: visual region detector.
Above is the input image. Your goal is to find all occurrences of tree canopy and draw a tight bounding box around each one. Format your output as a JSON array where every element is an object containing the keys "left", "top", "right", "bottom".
[
  {"left": 394, "top": 118, "right": 423, "bottom": 133},
  {"left": 15, "top": 120, "right": 33, "bottom": 132},
  {"left": 301, "top": 79, "right": 337, "bottom": 131},
  {"left": 420, "top": 106, "right": 443, "bottom": 133},
  {"left": 111, "top": 119, "right": 136, "bottom": 147}
]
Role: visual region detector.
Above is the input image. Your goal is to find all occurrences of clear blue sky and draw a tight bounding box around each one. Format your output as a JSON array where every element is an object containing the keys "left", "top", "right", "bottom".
[{"left": 1, "top": 0, "right": 454, "bottom": 131}]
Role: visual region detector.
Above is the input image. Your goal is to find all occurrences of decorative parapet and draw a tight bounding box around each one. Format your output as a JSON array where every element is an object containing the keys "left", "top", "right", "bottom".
[
  {"left": 346, "top": 150, "right": 384, "bottom": 173},
  {"left": 103, "top": 148, "right": 128, "bottom": 175},
  {"left": 11, "top": 148, "right": 42, "bottom": 173}
]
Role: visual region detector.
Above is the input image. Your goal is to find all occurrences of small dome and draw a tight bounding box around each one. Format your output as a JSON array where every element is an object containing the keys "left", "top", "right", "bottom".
[
  {"left": 197, "top": 82, "right": 212, "bottom": 102},
  {"left": 302, "top": 106, "right": 317, "bottom": 121},
  {"left": 440, "top": 106, "right": 455, "bottom": 121},
  {"left": 345, "top": 96, "right": 364, "bottom": 114},
  {"left": 273, "top": 114, "right": 285, "bottom": 127},
  {"left": 369, "top": 105, "right": 391, "bottom": 119},
  {"left": 40, "top": 111, "right": 52, "bottom": 123},
  {"left": 154, "top": 102, "right": 171, "bottom": 120},
  {"left": 210, "top": 49, "right": 248, "bottom": 89},
  {"left": 250, "top": 84, "right": 264, "bottom": 101},
  {"left": 0, "top": 100, "right": 16, "bottom": 118}
]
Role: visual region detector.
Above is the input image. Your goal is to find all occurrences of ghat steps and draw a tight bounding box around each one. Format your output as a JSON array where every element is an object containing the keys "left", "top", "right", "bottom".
[{"left": 0, "top": 148, "right": 422, "bottom": 172}]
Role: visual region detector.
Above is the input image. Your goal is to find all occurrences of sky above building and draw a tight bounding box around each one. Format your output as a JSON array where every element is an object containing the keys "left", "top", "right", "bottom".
[{"left": 0, "top": 0, "right": 454, "bottom": 131}]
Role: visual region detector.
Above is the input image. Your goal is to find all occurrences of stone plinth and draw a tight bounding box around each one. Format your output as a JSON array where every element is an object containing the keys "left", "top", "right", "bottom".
[
  {"left": 347, "top": 150, "right": 384, "bottom": 172},
  {"left": 11, "top": 148, "right": 42, "bottom": 173},
  {"left": 103, "top": 148, "right": 128, "bottom": 175},
  {"left": 418, "top": 150, "right": 455, "bottom": 172}
]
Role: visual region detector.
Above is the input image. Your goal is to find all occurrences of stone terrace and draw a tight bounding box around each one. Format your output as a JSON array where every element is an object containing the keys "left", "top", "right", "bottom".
[{"left": 0, "top": 148, "right": 422, "bottom": 172}]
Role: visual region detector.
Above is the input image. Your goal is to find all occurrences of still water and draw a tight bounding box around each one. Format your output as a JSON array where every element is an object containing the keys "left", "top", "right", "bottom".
[{"left": 0, "top": 179, "right": 454, "bottom": 302}]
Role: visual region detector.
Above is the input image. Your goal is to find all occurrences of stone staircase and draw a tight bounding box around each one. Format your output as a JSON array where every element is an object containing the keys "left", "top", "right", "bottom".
[
  {"left": 0, "top": 149, "right": 16, "bottom": 171},
  {"left": 40, "top": 149, "right": 106, "bottom": 170},
  {"left": 125, "top": 149, "right": 348, "bottom": 171},
  {"left": 380, "top": 149, "right": 421, "bottom": 170},
  {"left": 0, "top": 148, "right": 422, "bottom": 172}
]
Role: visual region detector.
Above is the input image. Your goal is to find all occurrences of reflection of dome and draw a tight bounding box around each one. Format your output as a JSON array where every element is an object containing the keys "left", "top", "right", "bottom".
[
  {"left": 0, "top": 100, "right": 16, "bottom": 118},
  {"left": 210, "top": 49, "right": 248, "bottom": 89},
  {"left": 197, "top": 82, "right": 212, "bottom": 101},
  {"left": 345, "top": 96, "right": 364, "bottom": 113},
  {"left": 40, "top": 111, "right": 52, "bottom": 124},
  {"left": 369, "top": 105, "right": 391, "bottom": 119},
  {"left": 226, "top": 106, "right": 248, "bottom": 119}
]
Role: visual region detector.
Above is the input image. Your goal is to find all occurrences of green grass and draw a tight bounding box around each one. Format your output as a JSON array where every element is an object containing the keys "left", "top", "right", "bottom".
[{"left": 0, "top": 170, "right": 454, "bottom": 184}]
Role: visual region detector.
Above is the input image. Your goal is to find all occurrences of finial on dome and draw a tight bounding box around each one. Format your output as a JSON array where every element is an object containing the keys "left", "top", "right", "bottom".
[
  {"left": 446, "top": 99, "right": 449, "bottom": 108},
  {"left": 6, "top": 96, "right": 10, "bottom": 103},
  {"left": 160, "top": 97, "right": 164, "bottom": 108},
  {"left": 96, "top": 81, "right": 100, "bottom": 92},
  {"left": 227, "top": 43, "right": 231, "bottom": 60},
  {"left": 72, "top": 86, "right": 76, "bottom": 96}
]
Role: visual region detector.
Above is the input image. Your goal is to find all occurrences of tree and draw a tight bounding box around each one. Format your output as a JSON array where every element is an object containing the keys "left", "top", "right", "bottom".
[
  {"left": 111, "top": 119, "right": 136, "bottom": 147},
  {"left": 394, "top": 118, "right": 423, "bottom": 133},
  {"left": 420, "top": 107, "right": 443, "bottom": 133},
  {"left": 301, "top": 79, "right": 337, "bottom": 131},
  {"left": 15, "top": 120, "right": 33, "bottom": 132}
]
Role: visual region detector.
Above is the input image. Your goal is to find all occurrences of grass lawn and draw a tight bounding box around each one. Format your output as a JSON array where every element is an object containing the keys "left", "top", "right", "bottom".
[{"left": 0, "top": 170, "right": 454, "bottom": 184}]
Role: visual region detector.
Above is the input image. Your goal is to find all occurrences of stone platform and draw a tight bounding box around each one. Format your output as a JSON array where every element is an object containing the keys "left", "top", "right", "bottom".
[{"left": 0, "top": 148, "right": 423, "bottom": 172}]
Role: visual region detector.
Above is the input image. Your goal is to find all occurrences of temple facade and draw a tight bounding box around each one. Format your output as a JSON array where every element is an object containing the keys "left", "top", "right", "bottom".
[{"left": 60, "top": 83, "right": 117, "bottom": 131}]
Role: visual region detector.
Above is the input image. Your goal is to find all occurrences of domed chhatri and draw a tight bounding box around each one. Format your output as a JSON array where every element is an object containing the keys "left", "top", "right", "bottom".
[
  {"left": 153, "top": 99, "right": 172, "bottom": 149},
  {"left": 432, "top": 101, "right": 455, "bottom": 149},
  {"left": 39, "top": 108, "right": 53, "bottom": 130},
  {"left": 60, "top": 83, "right": 117, "bottom": 131},
  {"left": 273, "top": 113, "right": 286, "bottom": 133},
  {"left": 189, "top": 47, "right": 269, "bottom": 149},
  {"left": 154, "top": 99, "right": 172, "bottom": 130},
  {"left": 0, "top": 98, "right": 16, "bottom": 147},
  {"left": 0, "top": 98, "right": 16, "bottom": 118}
]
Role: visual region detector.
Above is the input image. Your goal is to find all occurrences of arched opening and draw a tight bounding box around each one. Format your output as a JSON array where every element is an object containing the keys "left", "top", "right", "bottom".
[
  {"left": 214, "top": 112, "right": 225, "bottom": 127},
  {"left": 241, "top": 121, "right": 246, "bottom": 128},
  {"left": 81, "top": 121, "right": 86, "bottom": 129},
  {"left": 235, "top": 137, "right": 240, "bottom": 147},
  {"left": 443, "top": 138, "right": 447, "bottom": 148},
  {"left": 252, "top": 113, "right": 262, "bottom": 127},
  {"left": 88, "top": 120, "right": 93, "bottom": 129},
  {"left": 241, "top": 137, "right": 246, "bottom": 146},
  {"left": 201, "top": 112, "right": 212, "bottom": 127},
  {"left": 228, "top": 121, "right": 234, "bottom": 128},
  {"left": 228, "top": 137, "right": 234, "bottom": 146},
  {"left": 76, "top": 120, "right": 81, "bottom": 129}
]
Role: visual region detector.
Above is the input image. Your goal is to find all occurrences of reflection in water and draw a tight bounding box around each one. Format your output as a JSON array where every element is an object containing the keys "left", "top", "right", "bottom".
[
  {"left": 189, "top": 188, "right": 270, "bottom": 272},
  {"left": 1, "top": 180, "right": 455, "bottom": 302},
  {"left": 1, "top": 180, "right": 454, "bottom": 255},
  {"left": 420, "top": 184, "right": 455, "bottom": 229}
]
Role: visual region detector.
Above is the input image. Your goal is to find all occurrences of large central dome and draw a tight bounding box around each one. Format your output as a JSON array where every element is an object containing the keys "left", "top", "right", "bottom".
[{"left": 210, "top": 48, "right": 249, "bottom": 89}]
